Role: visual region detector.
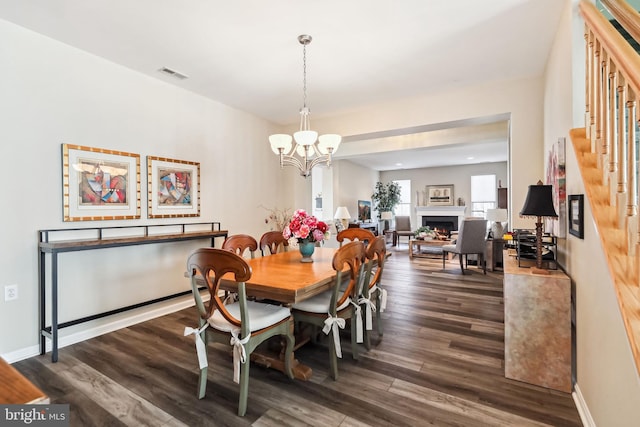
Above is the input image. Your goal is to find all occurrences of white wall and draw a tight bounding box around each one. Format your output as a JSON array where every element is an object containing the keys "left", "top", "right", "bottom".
[
  {"left": 0, "top": 19, "right": 289, "bottom": 358},
  {"left": 543, "top": 1, "right": 640, "bottom": 425},
  {"left": 313, "top": 78, "right": 543, "bottom": 231},
  {"left": 331, "top": 159, "right": 379, "bottom": 222}
]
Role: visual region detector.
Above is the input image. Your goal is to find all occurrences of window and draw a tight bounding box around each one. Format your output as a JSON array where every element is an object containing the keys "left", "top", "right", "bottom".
[
  {"left": 394, "top": 179, "right": 411, "bottom": 216},
  {"left": 470, "top": 174, "right": 496, "bottom": 217}
]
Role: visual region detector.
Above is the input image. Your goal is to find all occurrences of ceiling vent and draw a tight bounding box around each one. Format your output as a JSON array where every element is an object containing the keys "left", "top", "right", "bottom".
[{"left": 158, "top": 67, "right": 189, "bottom": 80}]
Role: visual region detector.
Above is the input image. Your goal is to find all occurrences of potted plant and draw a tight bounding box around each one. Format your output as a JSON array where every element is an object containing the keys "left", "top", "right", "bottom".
[{"left": 371, "top": 181, "right": 401, "bottom": 219}]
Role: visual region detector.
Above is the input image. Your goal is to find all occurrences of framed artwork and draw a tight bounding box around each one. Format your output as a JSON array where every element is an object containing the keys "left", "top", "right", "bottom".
[
  {"left": 357, "top": 200, "right": 372, "bottom": 222},
  {"left": 147, "top": 156, "right": 200, "bottom": 218},
  {"left": 426, "top": 185, "right": 454, "bottom": 206},
  {"left": 62, "top": 144, "right": 141, "bottom": 222},
  {"left": 568, "top": 194, "right": 584, "bottom": 239},
  {"left": 546, "top": 137, "right": 567, "bottom": 237}
]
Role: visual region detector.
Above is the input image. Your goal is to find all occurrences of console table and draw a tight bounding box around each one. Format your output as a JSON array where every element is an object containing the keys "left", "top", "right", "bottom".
[
  {"left": 38, "top": 222, "right": 227, "bottom": 362},
  {"left": 503, "top": 253, "right": 572, "bottom": 392}
]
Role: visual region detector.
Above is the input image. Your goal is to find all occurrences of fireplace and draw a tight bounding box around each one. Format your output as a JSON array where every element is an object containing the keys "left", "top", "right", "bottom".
[{"left": 422, "top": 215, "right": 458, "bottom": 236}]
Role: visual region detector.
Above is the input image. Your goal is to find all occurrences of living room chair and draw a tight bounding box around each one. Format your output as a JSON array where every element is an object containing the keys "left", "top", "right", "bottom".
[
  {"left": 360, "top": 236, "right": 388, "bottom": 349},
  {"left": 222, "top": 234, "right": 258, "bottom": 258},
  {"left": 259, "top": 231, "right": 289, "bottom": 256},
  {"left": 336, "top": 228, "right": 376, "bottom": 247},
  {"left": 442, "top": 219, "right": 488, "bottom": 275},
  {"left": 394, "top": 216, "right": 414, "bottom": 246},
  {"left": 184, "top": 248, "right": 294, "bottom": 416},
  {"left": 291, "top": 241, "right": 367, "bottom": 380}
]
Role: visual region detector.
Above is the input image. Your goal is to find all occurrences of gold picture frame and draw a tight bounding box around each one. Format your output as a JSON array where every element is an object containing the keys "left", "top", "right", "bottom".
[
  {"left": 147, "top": 156, "right": 200, "bottom": 218},
  {"left": 62, "top": 144, "right": 141, "bottom": 222}
]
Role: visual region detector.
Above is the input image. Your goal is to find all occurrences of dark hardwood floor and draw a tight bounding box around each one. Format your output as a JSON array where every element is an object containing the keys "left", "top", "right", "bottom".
[{"left": 14, "top": 246, "right": 582, "bottom": 426}]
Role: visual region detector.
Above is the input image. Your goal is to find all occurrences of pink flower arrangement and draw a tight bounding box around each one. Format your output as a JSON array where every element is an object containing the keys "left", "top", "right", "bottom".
[{"left": 282, "top": 209, "right": 329, "bottom": 243}]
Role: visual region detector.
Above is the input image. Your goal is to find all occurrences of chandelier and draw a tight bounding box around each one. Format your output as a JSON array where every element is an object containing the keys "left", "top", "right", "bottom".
[{"left": 269, "top": 35, "right": 341, "bottom": 178}]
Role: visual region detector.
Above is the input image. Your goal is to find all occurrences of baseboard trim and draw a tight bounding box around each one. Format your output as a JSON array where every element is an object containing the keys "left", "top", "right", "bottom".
[
  {"left": 573, "top": 383, "right": 595, "bottom": 427},
  {"left": 1, "top": 296, "right": 199, "bottom": 364}
]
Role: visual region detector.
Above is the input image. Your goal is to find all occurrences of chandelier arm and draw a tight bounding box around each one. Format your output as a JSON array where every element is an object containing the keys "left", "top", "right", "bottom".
[
  {"left": 281, "top": 154, "right": 305, "bottom": 172},
  {"left": 308, "top": 154, "right": 332, "bottom": 170}
]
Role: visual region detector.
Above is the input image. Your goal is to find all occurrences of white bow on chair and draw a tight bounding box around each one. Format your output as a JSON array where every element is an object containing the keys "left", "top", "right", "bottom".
[
  {"left": 371, "top": 284, "right": 387, "bottom": 312},
  {"left": 357, "top": 295, "right": 376, "bottom": 331},
  {"left": 230, "top": 330, "right": 251, "bottom": 384},
  {"left": 184, "top": 324, "right": 209, "bottom": 370},
  {"left": 350, "top": 300, "right": 365, "bottom": 342},
  {"left": 322, "top": 314, "right": 346, "bottom": 358}
]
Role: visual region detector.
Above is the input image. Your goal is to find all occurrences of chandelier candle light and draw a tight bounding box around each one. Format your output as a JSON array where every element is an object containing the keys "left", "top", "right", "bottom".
[{"left": 269, "top": 35, "right": 341, "bottom": 178}]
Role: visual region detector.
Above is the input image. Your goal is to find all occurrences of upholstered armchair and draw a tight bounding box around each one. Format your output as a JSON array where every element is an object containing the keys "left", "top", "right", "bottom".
[
  {"left": 393, "top": 216, "right": 413, "bottom": 246},
  {"left": 442, "top": 219, "right": 488, "bottom": 274}
]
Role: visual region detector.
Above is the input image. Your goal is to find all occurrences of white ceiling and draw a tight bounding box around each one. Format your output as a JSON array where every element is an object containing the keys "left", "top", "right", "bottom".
[{"left": 0, "top": 0, "right": 564, "bottom": 170}]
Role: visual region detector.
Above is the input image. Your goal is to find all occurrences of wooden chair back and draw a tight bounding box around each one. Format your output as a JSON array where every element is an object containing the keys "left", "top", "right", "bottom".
[
  {"left": 336, "top": 228, "right": 376, "bottom": 247},
  {"left": 186, "top": 248, "right": 252, "bottom": 336},
  {"left": 364, "top": 236, "right": 387, "bottom": 291},
  {"left": 331, "top": 241, "right": 366, "bottom": 312},
  {"left": 259, "top": 231, "right": 289, "bottom": 256},
  {"left": 222, "top": 234, "right": 258, "bottom": 258}
]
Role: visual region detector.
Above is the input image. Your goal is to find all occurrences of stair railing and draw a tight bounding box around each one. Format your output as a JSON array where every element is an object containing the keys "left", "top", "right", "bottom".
[{"left": 579, "top": 0, "right": 640, "bottom": 375}]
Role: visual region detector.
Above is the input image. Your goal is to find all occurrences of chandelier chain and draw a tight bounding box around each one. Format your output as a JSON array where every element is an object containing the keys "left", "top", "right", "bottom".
[{"left": 302, "top": 43, "right": 307, "bottom": 109}]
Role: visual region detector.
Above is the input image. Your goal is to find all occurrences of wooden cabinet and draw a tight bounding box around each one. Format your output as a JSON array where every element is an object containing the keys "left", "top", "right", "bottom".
[
  {"left": 503, "top": 254, "right": 572, "bottom": 392},
  {"left": 498, "top": 187, "right": 508, "bottom": 209}
]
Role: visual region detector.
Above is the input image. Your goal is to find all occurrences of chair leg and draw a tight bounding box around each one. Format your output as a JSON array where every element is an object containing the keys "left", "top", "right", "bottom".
[
  {"left": 328, "top": 329, "right": 339, "bottom": 380},
  {"left": 376, "top": 291, "right": 384, "bottom": 337},
  {"left": 197, "top": 367, "right": 207, "bottom": 399},
  {"left": 237, "top": 358, "right": 250, "bottom": 416},
  {"left": 351, "top": 315, "right": 359, "bottom": 360},
  {"left": 459, "top": 253, "right": 465, "bottom": 274},
  {"left": 481, "top": 253, "right": 486, "bottom": 274}
]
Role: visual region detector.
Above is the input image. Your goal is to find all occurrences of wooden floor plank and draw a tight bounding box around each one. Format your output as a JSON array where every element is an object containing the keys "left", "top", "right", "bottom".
[{"left": 12, "top": 246, "right": 582, "bottom": 426}]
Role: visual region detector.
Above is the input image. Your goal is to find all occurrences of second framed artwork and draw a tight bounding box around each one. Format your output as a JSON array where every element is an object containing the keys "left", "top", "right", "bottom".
[
  {"left": 147, "top": 156, "right": 200, "bottom": 218},
  {"left": 568, "top": 194, "right": 584, "bottom": 239}
]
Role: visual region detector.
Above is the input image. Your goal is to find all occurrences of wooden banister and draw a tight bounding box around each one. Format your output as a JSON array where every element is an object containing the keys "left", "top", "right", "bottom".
[{"left": 578, "top": 0, "right": 640, "bottom": 377}]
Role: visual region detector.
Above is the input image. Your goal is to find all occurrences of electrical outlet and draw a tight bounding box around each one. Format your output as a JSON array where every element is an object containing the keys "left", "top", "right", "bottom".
[{"left": 4, "top": 284, "right": 18, "bottom": 301}]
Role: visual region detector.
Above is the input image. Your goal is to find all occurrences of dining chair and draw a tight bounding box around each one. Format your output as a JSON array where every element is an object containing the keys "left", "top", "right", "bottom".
[
  {"left": 394, "top": 216, "right": 413, "bottom": 246},
  {"left": 291, "top": 241, "right": 367, "bottom": 380},
  {"left": 259, "top": 231, "right": 289, "bottom": 256},
  {"left": 442, "top": 219, "right": 488, "bottom": 274},
  {"left": 222, "top": 234, "right": 258, "bottom": 258},
  {"left": 360, "top": 236, "right": 388, "bottom": 349},
  {"left": 184, "top": 248, "right": 294, "bottom": 417},
  {"left": 336, "top": 228, "right": 376, "bottom": 247}
]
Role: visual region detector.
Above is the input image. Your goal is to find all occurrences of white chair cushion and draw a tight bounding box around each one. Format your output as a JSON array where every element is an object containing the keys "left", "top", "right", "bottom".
[
  {"left": 442, "top": 244, "right": 456, "bottom": 252},
  {"left": 207, "top": 301, "right": 291, "bottom": 332},
  {"left": 291, "top": 289, "right": 351, "bottom": 313}
]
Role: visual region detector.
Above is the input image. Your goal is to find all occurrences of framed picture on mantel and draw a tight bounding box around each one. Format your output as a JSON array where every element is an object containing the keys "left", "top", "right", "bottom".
[{"left": 426, "top": 185, "right": 454, "bottom": 206}]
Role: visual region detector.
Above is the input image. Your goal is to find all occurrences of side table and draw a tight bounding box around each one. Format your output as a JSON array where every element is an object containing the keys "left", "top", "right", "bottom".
[
  {"left": 383, "top": 229, "right": 395, "bottom": 245},
  {"left": 486, "top": 239, "right": 505, "bottom": 271}
]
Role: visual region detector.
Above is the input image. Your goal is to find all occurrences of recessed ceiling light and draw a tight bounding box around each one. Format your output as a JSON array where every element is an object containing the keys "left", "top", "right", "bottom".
[
  {"left": 467, "top": 156, "right": 474, "bottom": 160},
  {"left": 395, "top": 163, "right": 403, "bottom": 166}
]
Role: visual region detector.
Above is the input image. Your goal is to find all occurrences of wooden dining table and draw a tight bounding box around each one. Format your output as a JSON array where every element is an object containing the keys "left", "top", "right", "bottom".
[
  {"left": 221, "top": 247, "right": 339, "bottom": 304},
  {"left": 218, "top": 246, "right": 341, "bottom": 380}
]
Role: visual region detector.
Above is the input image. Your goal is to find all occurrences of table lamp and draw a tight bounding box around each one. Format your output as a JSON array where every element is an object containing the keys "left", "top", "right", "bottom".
[
  {"left": 519, "top": 180, "right": 558, "bottom": 274},
  {"left": 334, "top": 206, "right": 351, "bottom": 230},
  {"left": 486, "top": 208, "right": 508, "bottom": 239}
]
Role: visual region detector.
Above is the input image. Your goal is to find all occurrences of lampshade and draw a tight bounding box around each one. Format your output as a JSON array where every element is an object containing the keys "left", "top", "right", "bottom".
[
  {"left": 486, "top": 208, "right": 508, "bottom": 222},
  {"left": 520, "top": 182, "right": 558, "bottom": 218},
  {"left": 380, "top": 211, "right": 393, "bottom": 220},
  {"left": 519, "top": 180, "right": 557, "bottom": 273},
  {"left": 334, "top": 206, "right": 351, "bottom": 219}
]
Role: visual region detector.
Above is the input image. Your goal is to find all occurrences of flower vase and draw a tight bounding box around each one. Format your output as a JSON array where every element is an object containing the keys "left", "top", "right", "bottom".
[{"left": 298, "top": 239, "right": 315, "bottom": 263}]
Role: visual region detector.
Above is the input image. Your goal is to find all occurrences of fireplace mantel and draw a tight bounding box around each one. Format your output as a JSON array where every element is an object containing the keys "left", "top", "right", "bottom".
[{"left": 415, "top": 206, "right": 467, "bottom": 228}]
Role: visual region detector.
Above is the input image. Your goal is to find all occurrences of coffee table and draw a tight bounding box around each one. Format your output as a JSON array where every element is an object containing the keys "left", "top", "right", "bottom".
[{"left": 409, "top": 238, "right": 451, "bottom": 259}]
